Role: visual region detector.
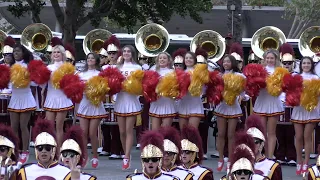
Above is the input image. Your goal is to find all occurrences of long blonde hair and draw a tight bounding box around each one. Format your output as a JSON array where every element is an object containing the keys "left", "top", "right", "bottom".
[
  {"left": 51, "top": 45, "right": 67, "bottom": 63},
  {"left": 263, "top": 49, "right": 281, "bottom": 67},
  {"left": 155, "top": 52, "right": 173, "bottom": 71}
]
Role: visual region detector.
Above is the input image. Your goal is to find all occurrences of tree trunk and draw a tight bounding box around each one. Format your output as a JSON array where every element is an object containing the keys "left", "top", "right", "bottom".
[
  {"left": 288, "top": 15, "right": 298, "bottom": 38},
  {"left": 227, "top": 0, "right": 242, "bottom": 43},
  {"left": 291, "top": 21, "right": 304, "bottom": 38},
  {"left": 294, "top": 20, "right": 310, "bottom": 39}
]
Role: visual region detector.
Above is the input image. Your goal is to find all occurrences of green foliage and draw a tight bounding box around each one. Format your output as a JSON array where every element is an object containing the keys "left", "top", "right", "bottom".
[
  {"left": 6, "top": 0, "right": 45, "bottom": 19},
  {"left": 245, "top": 0, "right": 285, "bottom": 6},
  {"left": 284, "top": 0, "right": 320, "bottom": 21}
]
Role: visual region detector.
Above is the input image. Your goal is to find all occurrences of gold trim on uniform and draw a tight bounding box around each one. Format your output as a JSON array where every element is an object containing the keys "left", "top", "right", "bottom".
[
  {"left": 179, "top": 113, "right": 205, "bottom": 119},
  {"left": 114, "top": 111, "right": 141, "bottom": 117},
  {"left": 76, "top": 113, "right": 108, "bottom": 119},
  {"left": 291, "top": 119, "right": 320, "bottom": 124},
  {"left": 43, "top": 105, "right": 74, "bottom": 112},
  {"left": 149, "top": 112, "right": 177, "bottom": 118},
  {"left": 8, "top": 107, "right": 36, "bottom": 112},
  {"left": 253, "top": 111, "right": 284, "bottom": 117},
  {"left": 213, "top": 112, "right": 243, "bottom": 118}
]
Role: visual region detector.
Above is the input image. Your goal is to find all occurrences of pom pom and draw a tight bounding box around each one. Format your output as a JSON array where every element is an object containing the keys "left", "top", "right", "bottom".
[
  {"left": 51, "top": 37, "right": 63, "bottom": 47},
  {"left": 142, "top": 70, "right": 160, "bottom": 102},
  {"left": 122, "top": 70, "right": 144, "bottom": 95},
  {"left": 243, "top": 64, "right": 267, "bottom": 97},
  {"left": 172, "top": 48, "right": 187, "bottom": 59},
  {"left": 206, "top": 71, "right": 224, "bottom": 105},
  {"left": 300, "top": 79, "right": 320, "bottom": 112},
  {"left": 10, "top": 64, "right": 30, "bottom": 88},
  {"left": 0, "top": 65, "right": 10, "bottom": 89},
  {"left": 51, "top": 63, "right": 75, "bottom": 89},
  {"left": 28, "top": 60, "right": 51, "bottom": 85},
  {"left": 266, "top": 67, "right": 289, "bottom": 96},
  {"left": 4, "top": 36, "right": 16, "bottom": 47},
  {"left": 282, "top": 74, "right": 303, "bottom": 106},
  {"left": 229, "top": 42, "right": 243, "bottom": 58},
  {"left": 176, "top": 69, "right": 191, "bottom": 99},
  {"left": 222, "top": 73, "right": 246, "bottom": 106},
  {"left": 60, "top": 74, "right": 84, "bottom": 103},
  {"left": 99, "top": 67, "right": 125, "bottom": 95},
  {"left": 195, "top": 48, "right": 208, "bottom": 59},
  {"left": 85, "top": 76, "right": 110, "bottom": 106},
  {"left": 188, "top": 64, "right": 210, "bottom": 96},
  {"left": 156, "top": 71, "right": 179, "bottom": 99}
]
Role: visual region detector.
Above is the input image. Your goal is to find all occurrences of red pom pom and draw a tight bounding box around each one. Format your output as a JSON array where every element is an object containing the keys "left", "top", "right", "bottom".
[
  {"left": 28, "top": 60, "right": 51, "bottom": 84},
  {"left": 243, "top": 64, "right": 268, "bottom": 97},
  {"left": 99, "top": 67, "right": 125, "bottom": 95},
  {"left": 282, "top": 74, "right": 303, "bottom": 106},
  {"left": 175, "top": 69, "right": 190, "bottom": 99},
  {"left": 142, "top": 70, "right": 160, "bottom": 102},
  {"left": 206, "top": 71, "right": 224, "bottom": 104},
  {"left": 0, "top": 65, "right": 10, "bottom": 89},
  {"left": 60, "top": 74, "right": 84, "bottom": 103}
]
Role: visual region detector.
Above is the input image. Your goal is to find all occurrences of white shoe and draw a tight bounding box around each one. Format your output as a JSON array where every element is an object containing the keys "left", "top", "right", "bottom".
[
  {"left": 109, "top": 154, "right": 121, "bottom": 159},
  {"left": 87, "top": 143, "right": 92, "bottom": 149},
  {"left": 97, "top": 147, "right": 103, "bottom": 153},
  {"left": 29, "top": 141, "right": 35, "bottom": 148},
  {"left": 288, "top": 160, "right": 297, "bottom": 166},
  {"left": 203, "top": 154, "right": 208, "bottom": 160},
  {"left": 224, "top": 157, "right": 229, "bottom": 163},
  {"left": 310, "top": 154, "right": 317, "bottom": 159},
  {"left": 99, "top": 151, "right": 110, "bottom": 156},
  {"left": 136, "top": 144, "right": 140, "bottom": 149},
  {"left": 121, "top": 155, "right": 125, "bottom": 158},
  {"left": 277, "top": 160, "right": 286, "bottom": 164}
]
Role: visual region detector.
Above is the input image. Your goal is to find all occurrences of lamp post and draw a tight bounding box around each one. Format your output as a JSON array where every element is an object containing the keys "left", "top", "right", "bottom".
[{"left": 230, "top": 4, "right": 236, "bottom": 35}]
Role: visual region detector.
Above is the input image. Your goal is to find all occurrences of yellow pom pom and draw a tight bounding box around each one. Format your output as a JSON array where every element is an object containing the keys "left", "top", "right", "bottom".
[
  {"left": 222, "top": 73, "right": 246, "bottom": 106},
  {"left": 51, "top": 63, "right": 75, "bottom": 89},
  {"left": 10, "top": 64, "right": 30, "bottom": 88},
  {"left": 188, "top": 64, "right": 209, "bottom": 96},
  {"left": 122, "top": 70, "right": 144, "bottom": 95},
  {"left": 156, "top": 72, "right": 179, "bottom": 99},
  {"left": 266, "top": 67, "right": 289, "bottom": 96},
  {"left": 85, "top": 76, "right": 110, "bottom": 106},
  {"left": 300, "top": 79, "right": 320, "bottom": 112}
]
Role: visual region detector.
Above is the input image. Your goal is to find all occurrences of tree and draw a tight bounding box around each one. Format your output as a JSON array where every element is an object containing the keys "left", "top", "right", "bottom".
[
  {"left": 4, "top": 0, "right": 212, "bottom": 46},
  {"left": 227, "top": 0, "right": 242, "bottom": 43}
]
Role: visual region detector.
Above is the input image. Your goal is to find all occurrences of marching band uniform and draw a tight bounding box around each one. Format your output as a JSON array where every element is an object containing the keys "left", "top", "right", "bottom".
[
  {"left": 306, "top": 145, "right": 320, "bottom": 180},
  {"left": 126, "top": 130, "right": 178, "bottom": 180},
  {"left": 180, "top": 125, "right": 213, "bottom": 180}
]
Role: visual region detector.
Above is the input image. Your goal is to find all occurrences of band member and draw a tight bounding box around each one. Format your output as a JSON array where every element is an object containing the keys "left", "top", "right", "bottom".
[
  {"left": 65, "top": 44, "right": 76, "bottom": 65},
  {"left": 126, "top": 130, "right": 178, "bottom": 180},
  {"left": 180, "top": 125, "right": 213, "bottom": 180},
  {"left": 60, "top": 125, "right": 97, "bottom": 179},
  {"left": 8, "top": 44, "right": 35, "bottom": 164},
  {"left": 159, "top": 126, "right": 194, "bottom": 180},
  {"left": 149, "top": 52, "right": 175, "bottom": 130},
  {"left": 139, "top": 53, "right": 151, "bottom": 70},
  {"left": 214, "top": 54, "right": 246, "bottom": 172},
  {"left": 253, "top": 49, "right": 284, "bottom": 158},
  {"left": 43, "top": 42, "right": 74, "bottom": 148},
  {"left": 115, "top": 45, "right": 142, "bottom": 170},
  {"left": 291, "top": 56, "right": 320, "bottom": 175},
  {"left": 1, "top": 36, "right": 15, "bottom": 66},
  {"left": 275, "top": 43, "right": 296, "bottom": 166},
  {"left": 17, "top": 119, "right": 71, "bottom": 179},
  {"left": 172, "top": 48, "right": 187, "bottom": 70},
  {"left": 77, "top": 52, "right": 107, "bottom": 168},
  {"left": 246, "top": 115, "right": 282, "bottom": 180},
  {"left": 229, "top": 42, "right": 244, "bottom": 71},
  {"left": 306, "top": 145, "right": 320, "bottom": 179},
  {"left": 248, "top": 50, "right": 259, "bottom": 64}
]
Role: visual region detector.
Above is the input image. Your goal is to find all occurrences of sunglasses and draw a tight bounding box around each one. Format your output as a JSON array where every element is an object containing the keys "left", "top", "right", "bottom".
[
  {"left": 62, "top": 151, "right": 78, "bottom": 158},
  {"left": 283, "top": 62, "right": 293, "bottom": 65},
  {"left": 254, "top": 139, "right": 262, "bottom": 144},
  {"left": 3, "top": 53, "right": 12, "bottom": 57},
  {"left": 36, "top": 145, "right": 53, "bottom": 152},
  {"left": 100, "top": 55, "right": 107, "bottom": 59},
  {"left": 235, "top": 170, "right": 252, "bottom": 176},
  {"left": 108, "top": 52, "right": 117, "bottom": 55},
  {"left": 182, "top": 150, "right": 193, "bottom": 155},
  {"left": 0, "top": 146, "right": 9, "bottom": 152},
  {"left": 142, "top": 157, "right": 160, "bottom": 163},
  {"left": 174, "top": 64, "right": 184, "bottom": 67},
  {"left": 164, "top": 151, "right": 176, "bottom": 156}
]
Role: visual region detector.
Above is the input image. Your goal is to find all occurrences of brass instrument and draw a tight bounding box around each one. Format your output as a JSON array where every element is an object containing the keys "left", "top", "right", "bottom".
[
  {"left": 251, "top": 26, "right": 286, "bottom": 59},
  {"left": 82, "top": 29, "right": 112, "bottom": 55},
  {"left": 299, "top": 26, "right": 320, "bottom": 59},
  {"left": 190, "top": 30, "right": 226, "bottom": 62},
  {"left": 0, "top": 30, "right": 7, "bottom": 54},
  {"left": 21, "top": 23, "right": 52, "bottom": 52},
  {"left": 135, "top": 23, "right": 170, "bottom": 57}
]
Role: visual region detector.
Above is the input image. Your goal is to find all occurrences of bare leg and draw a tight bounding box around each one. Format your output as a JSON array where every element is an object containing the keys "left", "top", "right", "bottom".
[
  {"left": 124, "top": 116, "right": 136, "bottom": 158},
  {"left": 267, "top": 115, "right": 279, "bottom": 158},
  {"left": 19, "top": 112, "right": 32, "bottom": 151},
  {"left": 258, "top": 115, "right": 268, "bottom": 155},
  {"left": 189, "top": 117, "right": 201, "bottom": 128},
  {"left": 227, "top": 118, "right": 238, "bottom": 159},
  {"left": 55, "top": 111, "right": 68, "bottom": 148},
  {"left": 89, "top": 119, "right": 101, "bottom": 158},
  {"left": 179, "top": 117, "right": 188, "bottom": 130},
  {"left": 151, "top": 117, "right": 161, "bottom": 130},
  {"left": 294, "top": 123, "right": 304, "bottom": 164},
  {"left": 304, "top": 123, "right": 316, "bottom": 164},
  {"left": 117, "top": 116, "right": 126, "bottom": 154},
  {"left": 79, "top": 117, "right": 89, "bottom": 160},
  {"left": 9, "top": 112, "right": 20, "bottom": 139},
  {"left": 161, "top": 117, "right": 173, "bottom": 127},
  {"left": 217, "top": 117, "right": 227, "bottom": 161},
  {"left": 45, "top": 111, "right": 56, "bottom": 121}
]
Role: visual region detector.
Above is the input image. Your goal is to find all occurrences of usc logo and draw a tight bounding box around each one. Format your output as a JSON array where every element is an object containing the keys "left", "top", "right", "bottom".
[{"left": 121, "top": 71, "right": 133, "bottom": 77}]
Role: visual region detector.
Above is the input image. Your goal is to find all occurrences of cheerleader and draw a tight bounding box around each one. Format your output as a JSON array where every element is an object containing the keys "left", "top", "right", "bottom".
[
  {"left": 8, "top": 44, "right": 36, "bottom": 164},
  {"left": 180, "top": 125, "right": 213, "bottom": 180},
  {"left": 77, "top": 52, "right": 107, "bottom": 168},
  {"left": 214, "top": 54, "right": 246, "bottom": 172},
  {"left": 149, "top": 52, "right": 175, "bottom": 130},
  {"left": 290, "top": 56, "right": 320, "bottom": 175},
  {"left": 306, "top": 145, "right": 320, "bottom": 179},
  {"left": 115, "top": 45, "right": 142, "bottom": 170},
  {"left": 43, "top": 44, "right": 74, "bottom": 148},
  {"left": 0, "top": 36, "right": 15, "bottom": 95},
  {"left": 253, "top": 49, "right": 283, "bottom": 158}
]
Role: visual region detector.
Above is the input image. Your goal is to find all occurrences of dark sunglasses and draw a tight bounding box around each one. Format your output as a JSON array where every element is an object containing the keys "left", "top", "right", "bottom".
[
  {"left": 36, "top": 145, "right": 53, "bottom": 152},
  {"left": 142, "top": 157, "right": 160, "bottom": 163},
  {"left": 0, "top": 146, "right": 9, "bottom": 152},
  {"left": 174, "top": 64, "right": 184, "bottom": 67},
  {"left": 3, "top": 53, "right": 12, "bottom": 57},
  {"left": 108, "top": 52, "right": 117, "bottom": 55},
  {"left": 62, "top": 151, "right": 78, "bottom": 158},
  {"left": 164, "top": 151, "right": 176, "bottom": 156},
  {"left": 182, "top": 150, "right": 193, "bottom": 155},
  {"left": 235, "top": 170, "right": 252, "bottom": 176},
  {"left": 139, "top": 58, "right": 148, "bottom": 61},
  {"left": 283, "top": 62, "right": 293, "bottom": 65},
  {"left": 254, "top": 139, "right": 262, "bottom": 144},
  {"left": 100, "top": 55, "right": 107, "bottom": 59}
]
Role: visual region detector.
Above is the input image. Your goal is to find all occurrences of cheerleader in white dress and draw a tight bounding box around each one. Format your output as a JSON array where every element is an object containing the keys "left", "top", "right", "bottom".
[
  {"left": 149, "top": 52, "right": 176, "bottom": 130},
  {"left": 115, "top": 45, "right": 142, "bottom": 170},
  {"left": 43, "top": 45, "right": 74, "bottom": 148},
  {"left": 77, "top": 53, "right": 107, "bottom": 168},
  {"left": 214, "top": 54, "right": 247, "bottom": 172},
  {"left": 8, "top": 44, "right": 36, "bottom": 164},
  {"left": 253, "top": 49, "right": 283, "bottom": 159},
  {"left": 290, "top": 56, "right": 320, "bottom": 175}
]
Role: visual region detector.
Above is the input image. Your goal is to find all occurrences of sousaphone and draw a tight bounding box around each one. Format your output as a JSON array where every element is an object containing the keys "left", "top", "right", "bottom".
[
  {"left": 135, "top": 23, "right": 170, "bottom": 57},
  {"left": 251, "top": 26, "right": 286, "bottom": 59},
  {"left": 0, "top": 30, "right": 7, "bottom": 53},
  {"left": 190, "top": 30, "right": 226, "bottom": 63},
  {"left": 299, "top": 26, "right": 320, "bottom": 59},
  {"left": 83, "top": 29, "right": 112, "bottom": 55},
  {"left": 21, "top": 23, "right": 53, "bottom": 52}
]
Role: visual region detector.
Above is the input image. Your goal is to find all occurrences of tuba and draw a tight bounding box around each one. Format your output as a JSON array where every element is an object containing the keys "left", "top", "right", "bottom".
[
  {"left": 251, "top": 26, "right": 286, "bottom": 59},
  {"left": 190, "top": 30, "right": 226, "bottom": 63},
  {"left": 0, "top": 30, "right": 7, "bottom": 54},
  {"left": 82, "top": 29, "right": 112, "bottom": 55},
  {"left": 299, "top": 26, "right": 320, "bottom": 59},
  {"left": 135, "top": 23, "right": 170, "bottom": 57},
  {"left": 21, "top": 23, "right": 52, "bottom": 52}
]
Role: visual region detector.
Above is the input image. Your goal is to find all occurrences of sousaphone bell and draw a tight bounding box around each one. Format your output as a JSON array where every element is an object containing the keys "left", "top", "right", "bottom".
[
  {"left": 135, "top": 23, "right": 170, "bottom": 57},
  {"left": 21, "top": 23, "right": 53, "bottom": 52},
  {"left": 83, "top": 29, "right": 112, "bottom": 55},
  {"left": 251, "top": 26, "right": 286, "bottom": 59},
  {"left": 299, "top": 26, "right": 320, "bottom": 61},
  {"left": 190, "top": 30, "right": 226, "bottom": 63}
]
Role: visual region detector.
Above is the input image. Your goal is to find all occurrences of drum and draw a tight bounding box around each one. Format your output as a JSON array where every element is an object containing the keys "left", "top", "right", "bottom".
[
  {"left": 0, "top": 93, "right": 11, "bottom": 116},
  {"left": 278, "top": 103, "right": 292, "bottom": 125}
]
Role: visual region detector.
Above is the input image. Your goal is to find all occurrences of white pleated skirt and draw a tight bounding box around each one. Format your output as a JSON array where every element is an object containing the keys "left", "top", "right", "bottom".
[
  {"left": 44, "top": 87, "right": 73, "bottom": 112},
  {"left": 178, "top": 93, "right": 204, "bottom": 118},
  {"left": 291, "top": 105, "right": 320, "bottom": 124},
  {"left": 114, "top": 91, "right": 141, "bottom": 117},
  {"left": 149, "top": 96, "right": 176, "bottom": 118},
  {"left": 214, "top": 98, "right": 242, "bottom": 118},
  {"left": 77, "top": 95, "right": 107, "bottom": 119},
  {"left": 8, "top": 87, "right": 36, "bottom": 112},
  {"left": 253, "top": 89, "right": 284, "bottom": 116}
]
